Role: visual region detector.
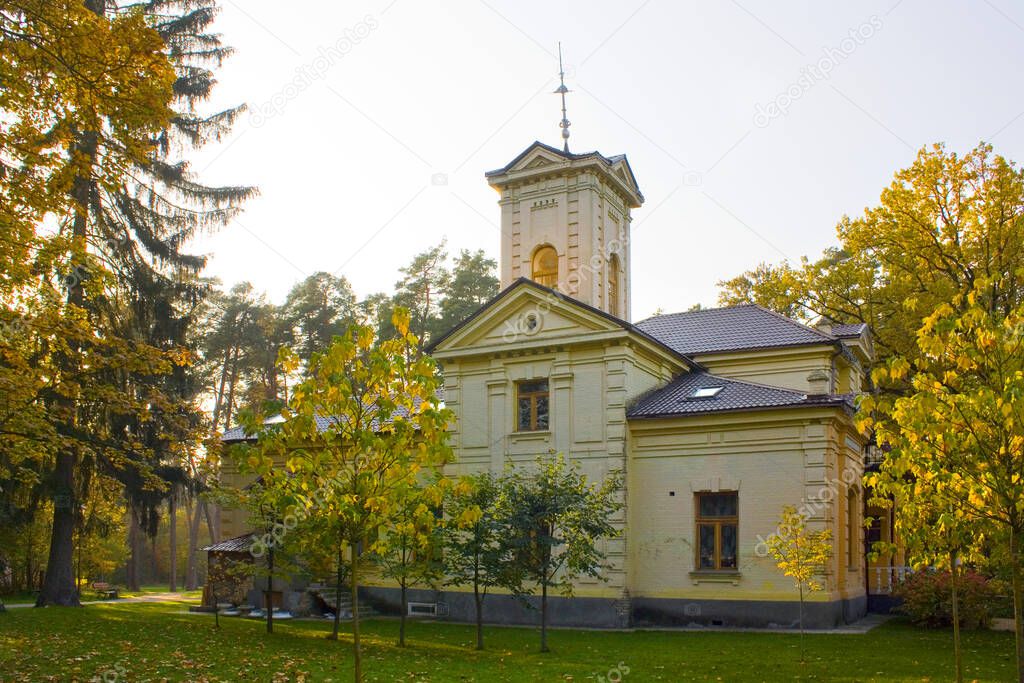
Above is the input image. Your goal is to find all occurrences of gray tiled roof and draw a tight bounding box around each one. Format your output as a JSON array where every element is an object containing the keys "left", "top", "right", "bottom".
[
  {"left": 222, "top": 391, "right": 444, "bottom": 443},
  {"left": 627, "top": 372, "right": 849, "bottom": 419},
  {"left": 635, "top": 304, "right": 835, "bottom": 355},
  {"left": 202, "top": 533, "right": 256, "bottom": 553},
  {"left": 830, "top": 322, "right": 867, "bottom": 338}
]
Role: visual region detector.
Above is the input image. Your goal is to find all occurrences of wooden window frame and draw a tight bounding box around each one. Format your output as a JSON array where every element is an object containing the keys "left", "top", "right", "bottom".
[
  {"left": 695, "top": 492, "right": 739, "bottom": 571},
  {"left": 515, "top": 379, "right": 549, "bottom": 432}
]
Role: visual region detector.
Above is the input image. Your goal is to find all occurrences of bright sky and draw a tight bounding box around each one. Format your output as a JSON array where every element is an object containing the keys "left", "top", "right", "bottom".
[{"left": 188, "top": 0, "right": 1024, "bottom": 321}]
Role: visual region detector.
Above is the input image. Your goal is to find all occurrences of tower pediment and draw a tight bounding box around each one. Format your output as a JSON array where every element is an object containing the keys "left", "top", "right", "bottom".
[{"left": 486, "top": 141, "right": 643, "bottom": 208}]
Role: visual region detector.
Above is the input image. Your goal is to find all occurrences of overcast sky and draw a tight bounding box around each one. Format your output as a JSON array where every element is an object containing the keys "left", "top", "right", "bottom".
[{"left": 187, "top": 0, "right": 1024, "bottom": 321}]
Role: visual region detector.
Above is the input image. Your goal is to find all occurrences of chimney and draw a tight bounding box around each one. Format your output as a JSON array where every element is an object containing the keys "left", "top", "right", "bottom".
[{"left": 807, "top": 369, "right": 831, "bottom": 396}]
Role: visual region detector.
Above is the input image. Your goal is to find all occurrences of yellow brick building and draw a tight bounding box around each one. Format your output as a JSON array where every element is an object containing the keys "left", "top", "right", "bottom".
[
  {"left": 219, "top": 139, "right": 876, "bottom": 628},
  {"left": 424, "top": 140, "right": 873, "bottom": 628}
]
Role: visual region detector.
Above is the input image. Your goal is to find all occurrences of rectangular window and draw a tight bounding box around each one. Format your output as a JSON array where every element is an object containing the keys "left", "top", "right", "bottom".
[
  {"left": 695, "top": 492, "right": 738, "bottom": 570},
  {"left": 516, "top": 380, "right": 549, "bottom": 431}
]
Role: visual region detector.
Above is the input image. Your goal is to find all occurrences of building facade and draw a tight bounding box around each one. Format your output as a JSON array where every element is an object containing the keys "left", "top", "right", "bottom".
[
  {"left": 219, "top": 139, "right": 874, "bottom": 628},
  {"left": 425, "top": 141, "right": 872, "bottom": 628}
]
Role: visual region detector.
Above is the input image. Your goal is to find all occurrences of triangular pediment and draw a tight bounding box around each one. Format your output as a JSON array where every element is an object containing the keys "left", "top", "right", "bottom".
[
  {"left": 504, "top": 145, "right": 569, "bottom": 174},
  {"left": 430, "top": 279, "right": 693, "bottom": 371},
  {"left": 485, "top": 142, "right": 644, "bottom": 208},
  {"left": 432, "top": 281, "right": 622, "bottom": 355},
  {"left": 610, "top": 158, "right": 641, "bottom": 197}
]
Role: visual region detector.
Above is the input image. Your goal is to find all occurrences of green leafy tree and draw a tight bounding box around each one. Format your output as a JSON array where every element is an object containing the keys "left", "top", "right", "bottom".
[
  {"left": 438, "top": 249, "right": 499, "bottom": 333},
  {"left": 442, "top": 472, "right": 517, "bottom": 650},
  {"left": 282, "top": 272, "right": 358, "bottom": 365},
  {"left": 372, "top": 477, "right": 447, "bottom": 647},
  {"left": 764, "top": 505, "right": 833, "bottom": 662},
  {"left": 2, "top": 0, "right": 253, "bottom": 606},
  {"left": 392, "top": 242, "right": 450, "bottom": 345},
  {"left": 216, "top": 450, "right": 299, "bottom": 635},
  {"left": 251, "top": 308, "right": 452, "bottom": 682},
  {"left": 499, "top": 454, "right": 622, "bottom": 653}
]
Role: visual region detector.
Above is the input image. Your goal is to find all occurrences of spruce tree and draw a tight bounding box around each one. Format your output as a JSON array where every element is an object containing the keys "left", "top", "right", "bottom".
[{"left": 36, "top": 0, "right": 254, "bottom": 606}]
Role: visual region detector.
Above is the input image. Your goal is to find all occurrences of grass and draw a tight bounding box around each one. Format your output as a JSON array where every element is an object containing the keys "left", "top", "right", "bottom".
[
  {"left": 0, "top": 598, "right": 1018, "bottom": 682},
  {"left": 117, "top": 584, "right": 203, "bottom": 600},
  {"left": 1, "top": 584, "right": 202, "bottom": 605}
]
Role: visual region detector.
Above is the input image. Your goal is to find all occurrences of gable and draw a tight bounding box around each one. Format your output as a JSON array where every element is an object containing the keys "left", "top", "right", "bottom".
[
  {"left": 432, "top": 282, "right": 624, "bottom": 356},
  {"left": 430, "top": 279, "right": 694, "bottom": 370},
  {"left": 485, "top": 142, "right": 643, "bottom": 208},
  {"left": 508, "top": 145, "right": 569, "bottom": 172}
]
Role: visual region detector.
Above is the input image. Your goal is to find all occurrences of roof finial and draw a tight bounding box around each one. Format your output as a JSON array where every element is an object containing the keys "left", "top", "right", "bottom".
[{"left": 555, "top": 42, "right": 570, "bottom": 153}]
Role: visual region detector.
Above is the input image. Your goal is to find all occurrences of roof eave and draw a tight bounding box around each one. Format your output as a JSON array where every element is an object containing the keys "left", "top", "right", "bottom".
[{"left": 627, "top": 398, "right": 854, "bottom": 420}]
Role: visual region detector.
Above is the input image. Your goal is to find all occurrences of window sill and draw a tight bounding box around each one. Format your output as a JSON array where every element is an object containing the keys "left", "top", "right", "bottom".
[
  {"left": 510, "top": 430, "right": 551, "bottom": 441},
  {"left": 689, "top": 571, "right": 742, "bottom": 586}
]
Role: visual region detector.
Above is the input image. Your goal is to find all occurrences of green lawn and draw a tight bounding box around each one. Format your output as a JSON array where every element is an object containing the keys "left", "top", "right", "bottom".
[
  {"left": 0, "top": 599, "right": 1017, "bottom": 682},
  {"left": 1, "top": 584, "right": 202, "bottom": 605}
]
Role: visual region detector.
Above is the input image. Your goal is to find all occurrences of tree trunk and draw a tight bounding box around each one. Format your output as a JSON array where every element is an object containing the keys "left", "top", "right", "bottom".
[
  {"left": 266, "top": 546, "right": 274, "bottom": 634},
  {"left": 203, "top": 499, "right": 218, "bottom": 544},
  {"left": 351, "top": 543, "right": 363, "bottom": 683},
  {"left": 36, "top": 0, "right": 104, "bottom": 605},
  {"left": 212, "top": 345, "right": 232, "bottom": 431},
  {"left": 330, "top": 540, "right": 343, "bottom": 641},
  {"left": 798, "top": 583, "right": 805, "bottom": 663},
  {"left": 150, "top": 532, "right": 158, "bottom": 585},
  {"left": 126, "top": 512, "right": 140, "bottom": 591},
  {"left": 75, "top": 518, "right": 82, "bottom": 591},
  {"left": 223, "top": 345, "right": 241, "bottom": 431},
  {"left": 474, "top": 580, "right": 484, "bottom": 650},
  {"left": 168, "top": 493, "right": 178, "bottom": 592},
  {"left": 951, "top": 554, "right": 963, "bottom": 683},
  {"left": 399, "top": 581, "right": 407, "bottom": 647},
  {"left": 540, "top": 581, "right": 549, "bottom": 653},
  {"left": 1010, "top": 526, "right": 1024, "bottom": 683},
  {"left": 185, "top": 497, "right": 201, "bottom": 590},
  {"left": 36, "top": 461, "right": 78, "bottom": 607}
]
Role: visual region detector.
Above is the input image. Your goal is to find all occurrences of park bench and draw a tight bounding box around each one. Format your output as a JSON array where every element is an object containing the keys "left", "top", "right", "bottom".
[{"left": 91, "top": 582, "right": 119, "bottom": 599}]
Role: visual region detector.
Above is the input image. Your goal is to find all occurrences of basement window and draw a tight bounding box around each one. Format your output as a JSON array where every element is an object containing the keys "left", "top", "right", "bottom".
[{"left": 691, "top": 386, "right": 723, "bottom": 399}]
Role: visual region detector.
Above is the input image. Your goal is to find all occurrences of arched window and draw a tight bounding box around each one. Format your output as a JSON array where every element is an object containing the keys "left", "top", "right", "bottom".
[
  {"left": 531, "top": 245, "right": 558, "bottom": 288},
  {"left": 608, "top": 254, "right": 620, "bottom": 317}
]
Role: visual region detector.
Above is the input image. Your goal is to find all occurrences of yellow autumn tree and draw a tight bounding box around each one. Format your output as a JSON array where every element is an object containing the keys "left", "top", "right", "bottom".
[
  {"left": 237, "top": 308, "right": 452, "bottom": 683},
  {"left": 864, "top": 282, "right": 1024, "bottom": 683},
  {"left": 765, "top": 505, "right": 833, "bottom": 661},
  {"left": 718, "top": 143, "right": 1024, "bottom": 382}
]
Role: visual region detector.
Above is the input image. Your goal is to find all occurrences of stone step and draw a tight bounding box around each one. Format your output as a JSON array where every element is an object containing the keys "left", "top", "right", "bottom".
[{"left": 311, "top": 588, "right": 377, "bottom": 618}]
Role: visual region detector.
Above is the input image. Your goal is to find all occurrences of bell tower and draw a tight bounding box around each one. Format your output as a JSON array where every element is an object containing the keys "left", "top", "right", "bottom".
[
  {"left": 485, "top": 44, "right": 643, "bottom": 320},
  {"left": 485, "top": 144, "right": 643, "bottom": 321}
]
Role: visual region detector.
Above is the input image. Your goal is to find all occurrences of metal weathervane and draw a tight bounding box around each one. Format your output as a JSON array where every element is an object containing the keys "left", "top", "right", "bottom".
[{"left": 555, "top": 42, "right": 571, "bottom": 153}]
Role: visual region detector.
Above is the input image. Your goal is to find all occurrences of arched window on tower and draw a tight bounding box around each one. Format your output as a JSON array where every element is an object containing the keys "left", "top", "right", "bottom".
[
  {"left": 608, "top": 254, "right": 620, "bottom": 317},
  {"left": 531, "top": 245, "right": 558, "bottom": 289}
]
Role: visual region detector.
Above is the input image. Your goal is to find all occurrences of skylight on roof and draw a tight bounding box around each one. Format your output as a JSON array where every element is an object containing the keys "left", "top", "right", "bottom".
[{"left": 691, "top": 387, "right": 723, "bottom": 399}]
